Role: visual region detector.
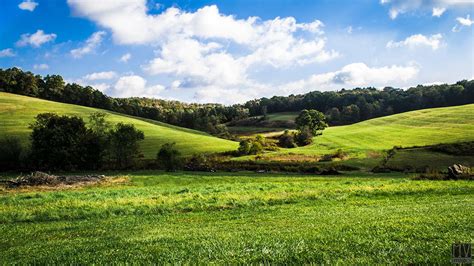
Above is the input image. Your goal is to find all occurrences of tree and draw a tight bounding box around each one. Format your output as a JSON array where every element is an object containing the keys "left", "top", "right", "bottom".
[
  {"left": 278, "top": 130, "right": 296, "bottom": 148},
  {"left": 295, "top": 109, "right": 328, "bottom": 136},
  {"left": 157, "top": 143, "right": 181, "bottom": 171},
  {"left": 29, "top": 113, "right": 103, "bottom": 170},
  {"left": 108, "top": 123, "right": 145, "bottom": 168}
]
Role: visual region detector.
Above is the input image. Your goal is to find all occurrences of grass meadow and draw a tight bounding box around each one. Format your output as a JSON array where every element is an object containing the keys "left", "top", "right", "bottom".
[{"left": 1, "top": 171, "right": 473, "bottom": 264}]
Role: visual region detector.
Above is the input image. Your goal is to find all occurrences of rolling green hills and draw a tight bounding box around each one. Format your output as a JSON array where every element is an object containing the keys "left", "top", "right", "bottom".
[
  {"left": 273, "top": 104, "right": 474, "bottom": 157},
  {"left": 0, "top": 92, "right": 238, "bottom": 158}
]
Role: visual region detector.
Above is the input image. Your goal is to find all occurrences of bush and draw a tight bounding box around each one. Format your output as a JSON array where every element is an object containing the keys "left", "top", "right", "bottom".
[
  {"left": 157, "top": 143, "right": 182, "bottom": 171},
  {"left": 278, "top": 130, "right": 297, "bottom": 148},
  {"left": 185, "top": 154, "right": 214, "bottom": 171},
  {"left": 295, "top": 127, "right": 313, "bottom": 146},
  {"left": 0, "top": 136, "right": 24, "bottom": 169},
  {"left": 237, "top": 138, "right": 264, "bottom": 156}
]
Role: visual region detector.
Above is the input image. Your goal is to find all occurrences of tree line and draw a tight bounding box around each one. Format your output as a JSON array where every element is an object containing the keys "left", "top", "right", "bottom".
[
  {"left": 243, "top": 80, "right": 474, "bottom": 125},
  {"left": 2, "top": 67, "right": 473, "bottom": 131}
]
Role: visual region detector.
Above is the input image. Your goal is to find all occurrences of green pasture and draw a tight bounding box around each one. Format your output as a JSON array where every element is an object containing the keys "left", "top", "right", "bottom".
[{"left": 0, "top": 171, "right": 472, "bottom": 264}]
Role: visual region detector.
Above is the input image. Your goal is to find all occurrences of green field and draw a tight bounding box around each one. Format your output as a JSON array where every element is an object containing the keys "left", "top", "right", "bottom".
[
  {"left": 0, "top": 171, "right": 472, "bottom": 264},
  {"left": 273, "top": 104, "right": 474, "bottom": 157},
  {"left": 0, "top": 92, "right": 238, "bottom": 158}
]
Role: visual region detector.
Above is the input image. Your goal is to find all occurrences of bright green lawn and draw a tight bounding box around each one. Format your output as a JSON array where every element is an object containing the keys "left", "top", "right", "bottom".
[
  {"left": 0, "top": 171, "right": 473, "bottom": 264},
  {"left": 0, "top": 92, "right": 238, "bottom": 158},
  {"left": 278, "top": 104, "right": 474, "bottom": 157}
]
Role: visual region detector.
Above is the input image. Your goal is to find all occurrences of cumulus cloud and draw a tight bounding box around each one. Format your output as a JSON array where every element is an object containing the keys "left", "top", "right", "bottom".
[
  {"left": 33, "top": 63, "right": 49, "bottom": 70},
  {"left": 18, "top": 0, "right": 38, "bottom": 11},
  {"left": 387, "top": 33, "right": 443, "bottom": 50},
  {"left": 113, "top": 75, "right": 165, "bottom": 98},
  {"left": 119, "top": 53, "right": 131, "bottom": 62},
  {"left": 17, "top": 30, "right": 57, "bottom": 47},
  {"left": 70, "top": 31, "right": 106, "bottom": 58},
  {"left": 380, "top": 0, "right": 472, "bottom": 19},
  {"left": 432, "top": 7, "right": 446, "bottom": 17},
  {"left": 0, "top": 48, "right": 16, "bottom": 57},
  {"left": 83, "top": 71, "right": 117, "bottom": 80},
  {"left": 280, "top": 63, "right": 420, "bottom": 94}
]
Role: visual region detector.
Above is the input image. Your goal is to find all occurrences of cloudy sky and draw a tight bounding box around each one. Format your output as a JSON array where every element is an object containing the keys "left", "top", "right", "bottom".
[{"left": 0, "top": 0, "right": 473, "bottom": 104}]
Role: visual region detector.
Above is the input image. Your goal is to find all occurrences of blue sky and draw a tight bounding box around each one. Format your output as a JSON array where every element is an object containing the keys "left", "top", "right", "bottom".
[{"left": 0, "top": 0, "right": 473, "bottom": 104}]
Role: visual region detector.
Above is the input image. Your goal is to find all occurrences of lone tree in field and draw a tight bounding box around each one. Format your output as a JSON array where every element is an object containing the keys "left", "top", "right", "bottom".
[
  {"left": 294, "top": 109, "right": 328, "bottom": 146},
  {"left": 109, "top": 123, "right": 145, "bottom": 168}
]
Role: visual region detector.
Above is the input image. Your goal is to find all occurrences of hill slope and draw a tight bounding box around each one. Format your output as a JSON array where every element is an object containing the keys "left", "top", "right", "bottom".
[
  {"left": 0, "top": 92, "right": 238, "bottom": 158},
  {"left": 283, "top": 104, "right": 474, "bottom": 156}
]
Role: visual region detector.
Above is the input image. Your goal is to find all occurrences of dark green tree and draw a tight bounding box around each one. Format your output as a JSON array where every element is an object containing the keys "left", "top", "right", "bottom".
[
  {"left": 29, "top": 113, "right": 103, "bottom": 170},
  {"left": 108, "top": 123, "right": 145, "bottom": 168},
  {"left": 295, "top": 109, "right": 328, "bottom": 136}
]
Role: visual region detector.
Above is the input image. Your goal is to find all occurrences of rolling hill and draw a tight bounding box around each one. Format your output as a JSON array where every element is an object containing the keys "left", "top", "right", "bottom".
[
  {"left": 0, "top": 92, "right": 238, "bottom": 158},
  {"left": 273, "top": 104, "right": 474, "bottom": 157}
]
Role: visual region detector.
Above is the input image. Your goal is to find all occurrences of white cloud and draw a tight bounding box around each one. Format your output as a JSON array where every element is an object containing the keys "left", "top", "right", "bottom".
[
  {"left": 452, "top": 14, "right": 473, "bottom": 32},
  {"left": 457, "top": 14, "right": 474, "bottom": 26},
  {"left": 432, "top": 7, "right": 446, "bottom": 17},
  {"left": 68, "top": 2, "right": 336, "bottom": 70},
  {"left": 119, "top": 53, "right": 131, "bottom": 62},
  {"left": 380, "top": 0, "right": 473, "bottom": 19},
  {"left": 70, "top": 31, "right": 106, "bottom": 58},
  {"left": 18, "top": 0, "right": 38, "bottom": 11},
  {"left": 280, "top": 63, "right": 420, "bottom": 94},
  {"left": 62, "top": 2, "right": 340, "bottom": 101},
  {"left": 0, "top": 48, "right": 16, "bottom": 57},
  {"left": 17, "top": 30, "right": 57, "bottom": 47},
  {"left": 33, "top": 63, "right": 49, "bottom": 70},
  {"left": 83, "top": 71, "right": 117, "bottom": 81},
  {"left": 113, "top": 75, "right": 165, "bottom": 98},
  {"left": 387, "top": 34, "right": 443, "bottom": 50}
]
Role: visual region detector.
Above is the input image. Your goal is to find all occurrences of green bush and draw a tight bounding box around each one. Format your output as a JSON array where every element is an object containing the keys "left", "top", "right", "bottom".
[
  {"left": 278, "top": 130, "right": 297, "bottom": 148},
  {"left": 295, "top": 127, "right": 314, "bottom": 146}
]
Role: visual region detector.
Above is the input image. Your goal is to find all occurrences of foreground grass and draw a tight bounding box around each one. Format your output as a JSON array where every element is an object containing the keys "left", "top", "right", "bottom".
[
  {"left": 0, "top": 92, "right": 238, "bottom": 158},
  {"left": 1, "top": 171, "right": 472, "bottom": 264}
]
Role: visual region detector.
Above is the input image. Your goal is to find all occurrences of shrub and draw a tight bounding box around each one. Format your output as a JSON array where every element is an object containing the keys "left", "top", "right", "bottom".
[
  {"left": 278, "top": 130, "right": 297, "bottom": 148},
  {"left": 157, "top": 143, "right": 182, "bottom": 171},
  {"left": 295, "top": 127, "right": 314, "bottom": 146}
]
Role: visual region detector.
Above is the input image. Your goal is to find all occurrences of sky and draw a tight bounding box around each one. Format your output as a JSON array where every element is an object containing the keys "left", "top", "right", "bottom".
[{"left": 0, "top": 0, "right": 473, "bottom": 104}]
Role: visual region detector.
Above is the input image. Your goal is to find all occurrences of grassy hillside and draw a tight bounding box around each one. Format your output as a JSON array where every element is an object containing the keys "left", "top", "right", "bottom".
[
  {"left": 271, "top": 104, "right": 474, "bottom": 157},
  {"left": 0, "top": 92, "right": 238, "bottom": 158}
]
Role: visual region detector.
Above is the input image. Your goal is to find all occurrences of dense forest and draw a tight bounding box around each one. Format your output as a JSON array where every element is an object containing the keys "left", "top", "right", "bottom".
[{"left": 1, "top": 67, "right": 473, "bottom": 133}]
